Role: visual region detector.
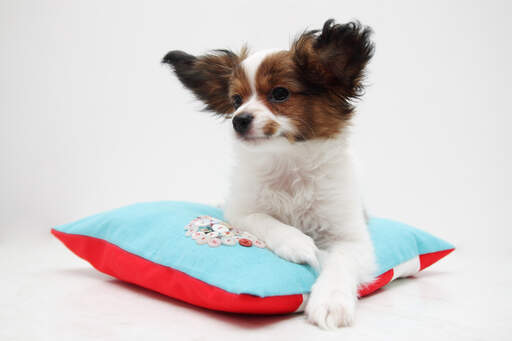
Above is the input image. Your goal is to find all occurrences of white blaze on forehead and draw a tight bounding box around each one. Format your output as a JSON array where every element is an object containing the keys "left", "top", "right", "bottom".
[
  {"left": 236, "top": 49, "right": 282, "bottom": 116},
  {"left": 241, "top": 48, "right": 281, "bottom": 92}
]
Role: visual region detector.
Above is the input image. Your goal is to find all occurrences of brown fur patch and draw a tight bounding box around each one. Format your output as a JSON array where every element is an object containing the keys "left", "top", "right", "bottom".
[
  {"left": 229, "top": 64, "right": 252, "bottom": 103},
  {"left": 263, "top": 121, "right": 280, "bottom": 136},
  {"left": 254, "top": 51, "right": 351, "bottom": 140},
  {"left": 226, "top": 46, "right": 252, "bottom": 109}
]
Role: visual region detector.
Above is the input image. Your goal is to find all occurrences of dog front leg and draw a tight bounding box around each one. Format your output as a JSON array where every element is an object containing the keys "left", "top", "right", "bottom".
[
  {"left": 227, "top": 213, "right": 320, "bottom": 269},
  {"left": 305, "top": 238, "right": 376, "bottom": 329}
]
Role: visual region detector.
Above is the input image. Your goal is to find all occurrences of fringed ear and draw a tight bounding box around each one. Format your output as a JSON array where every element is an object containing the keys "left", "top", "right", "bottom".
[
  {"left": 292, "top": 19, "right": 374, "bottom": 99},
  {"left": 162, "top": 49, "right": 243, "bottom": 115}
]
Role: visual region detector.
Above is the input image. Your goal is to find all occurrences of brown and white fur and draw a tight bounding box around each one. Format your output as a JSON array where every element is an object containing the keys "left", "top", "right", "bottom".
[{"left": 163, "top": 19, "right": 376, "bottom": 329}]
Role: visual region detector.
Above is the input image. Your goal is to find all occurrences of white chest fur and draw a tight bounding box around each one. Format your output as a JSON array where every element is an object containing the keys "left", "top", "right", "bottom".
[{"left": 225, "top": 136, "right": 364, "bottom": 246}]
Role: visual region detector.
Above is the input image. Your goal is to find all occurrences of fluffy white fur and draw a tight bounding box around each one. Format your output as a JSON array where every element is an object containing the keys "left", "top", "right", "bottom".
[{"left": 223, "top": 51, "right": 377, "bottom": 329}]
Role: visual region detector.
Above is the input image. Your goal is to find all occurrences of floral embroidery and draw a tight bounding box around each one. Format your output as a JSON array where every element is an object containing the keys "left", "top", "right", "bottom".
[{"left": 184, "top": 216, "right": 266, "bottom": 249}]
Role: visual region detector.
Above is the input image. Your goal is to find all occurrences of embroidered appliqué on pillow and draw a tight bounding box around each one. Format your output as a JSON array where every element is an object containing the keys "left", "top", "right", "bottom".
[{"left": 185, "top": 216, "right": 266, "bottom": 249}]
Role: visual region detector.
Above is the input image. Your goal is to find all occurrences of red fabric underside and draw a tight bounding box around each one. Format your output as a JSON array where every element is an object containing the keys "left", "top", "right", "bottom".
[
  {"left": 51, "top": 229, "right": 303, "bottom": 315},
  {"left": 419, "top": 249, "right": 455, "bottom": 271}
]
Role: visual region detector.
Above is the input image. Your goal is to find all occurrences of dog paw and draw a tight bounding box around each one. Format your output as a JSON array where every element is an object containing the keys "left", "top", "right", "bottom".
[
  {"left": 305, "top": 284, "right": 356, "bottom": 329},
  {"left": 269, "top": 231, "right": 320, "bottom": 269}
]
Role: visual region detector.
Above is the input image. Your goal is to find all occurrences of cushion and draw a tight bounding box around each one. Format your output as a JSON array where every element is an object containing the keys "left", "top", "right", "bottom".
[{"left": 51, "top": 201, "right": 454, "bottom": 314}]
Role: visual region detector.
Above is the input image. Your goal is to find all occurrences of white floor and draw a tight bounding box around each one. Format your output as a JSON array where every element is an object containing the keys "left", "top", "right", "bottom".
[{"left": 2, "top": 230, "right": 510, "bottom": 341}]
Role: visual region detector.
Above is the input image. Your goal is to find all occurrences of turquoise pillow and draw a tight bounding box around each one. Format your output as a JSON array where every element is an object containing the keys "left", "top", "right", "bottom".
[{"left": 52, "top": 201, "right": 454, "bottom": 314}]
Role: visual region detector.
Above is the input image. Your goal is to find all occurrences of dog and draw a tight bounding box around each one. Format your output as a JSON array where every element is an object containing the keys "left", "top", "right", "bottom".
[{"left": 163, "top": 19, "right": 376, "bottom": 329}]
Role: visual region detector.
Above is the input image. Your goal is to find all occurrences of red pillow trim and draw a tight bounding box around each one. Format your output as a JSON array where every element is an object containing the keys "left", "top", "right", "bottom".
[
  {"left": 52, "top": 229, "right": 304, "bottom": 314},
  {"left": 52, "top": 229, "right": 454, "bottom": 314}
]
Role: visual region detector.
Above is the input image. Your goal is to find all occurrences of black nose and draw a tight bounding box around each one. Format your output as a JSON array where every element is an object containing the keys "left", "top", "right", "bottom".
[{"left": 232, "top": 113, "right": 253, "bottom": 135}]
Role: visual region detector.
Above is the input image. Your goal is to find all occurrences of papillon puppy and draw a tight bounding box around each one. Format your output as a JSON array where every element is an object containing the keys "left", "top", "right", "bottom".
[{"left": 163, "top": 19, "right": 376, "bottom": 329}]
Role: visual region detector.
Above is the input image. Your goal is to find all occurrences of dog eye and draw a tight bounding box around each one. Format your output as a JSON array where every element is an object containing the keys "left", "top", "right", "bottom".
[
  {"left": 269, "top": 87, "right": 290, "bottom": 103},
  {"left": 232, "top": 94, "right": 243, "bottom": 109}
]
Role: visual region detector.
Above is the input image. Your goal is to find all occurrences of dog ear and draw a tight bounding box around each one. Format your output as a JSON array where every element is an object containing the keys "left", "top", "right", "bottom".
[
  {"left": 162, "top": 49, "right": 242, "bottom": 115},
  {"left": 292, "top": 19, "right": 374, "bottom": 99}
]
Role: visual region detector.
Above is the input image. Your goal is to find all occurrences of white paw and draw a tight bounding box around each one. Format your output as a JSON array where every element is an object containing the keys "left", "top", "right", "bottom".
[
  {"left": 305, "top": 284, "right": 356, "bottom": 329},
  {"left": 268, "top": 231, "right": 320, "bottom": 269}
]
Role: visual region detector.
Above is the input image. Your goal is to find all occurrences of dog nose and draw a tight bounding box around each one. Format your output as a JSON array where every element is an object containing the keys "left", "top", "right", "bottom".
[{"left": 232, "top": 113, "right": 253, "bottom": 135}]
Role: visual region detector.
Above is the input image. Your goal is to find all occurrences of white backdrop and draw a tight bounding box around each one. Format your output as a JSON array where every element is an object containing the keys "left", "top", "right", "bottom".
[{"left": 1, "top": 0, "right": 510, "bottom": 255}]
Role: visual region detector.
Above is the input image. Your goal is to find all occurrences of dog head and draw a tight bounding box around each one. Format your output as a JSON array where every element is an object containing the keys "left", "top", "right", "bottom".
[{"left": 163, "top": 20, "right": 374, "bottom": 149}]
